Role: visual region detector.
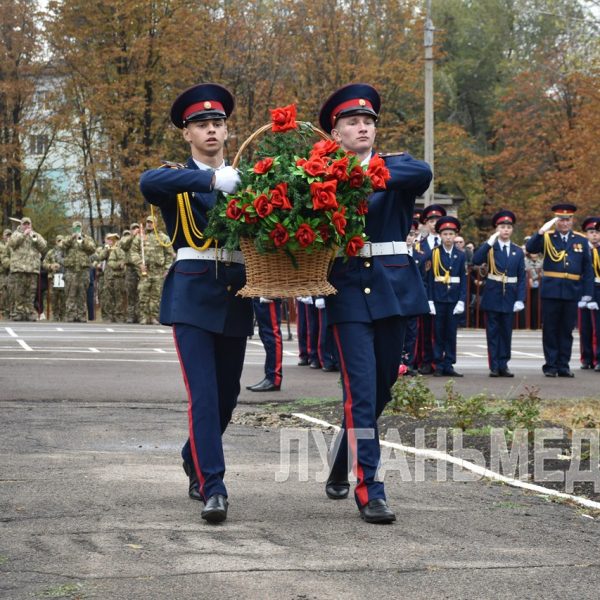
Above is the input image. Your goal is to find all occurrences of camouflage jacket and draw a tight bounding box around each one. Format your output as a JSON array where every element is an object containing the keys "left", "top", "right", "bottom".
[
  {"left": 0, "top": 241, "right": 10, "bottom": 274},
  {"left": 96, "top": 244, "right": 126, "bottom": 276},
  {"left": 62, "top": 234, "right": 96, "bottom": 271},
  {"left": 130, "top": 230, "right": 173, "bottom": 274},
  {"left": 8, "top": 229, "right": 47, "bottom": 274},
  {"left": 42, "top": 246, "right": 65, "bottom": 274}
]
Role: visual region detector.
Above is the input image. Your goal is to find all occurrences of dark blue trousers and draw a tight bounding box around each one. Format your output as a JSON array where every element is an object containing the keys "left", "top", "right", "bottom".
[
  {"left": 329, "top": 317, "right": 406, "bottom": 508},
  {"left": 541, "top": 298, "right": 577, "bottom": 373},
  {"left": 485, "top": 311, "right": 514, "bottom": 371},
  {"left": 296, "top": 301, "right": 318, "bottom": 364},
  {"left": 433, "top": 302, "right": 458, "bottom": 372},
  {"left": 579, "top": 307, "right": 599, "bottom": 367},
  {"left": 402, "top": 316, "right": 418, "bottom": 367},
  {"left": 253, "top": 299, "right": 283, "bottom": 386},
  {"left": 418, "top": 313, "right": 434, "bottom": 368},
  {"left": 316, "top": 307, "right": 338, "bottom": 370},
  {"left": 174, "top": 324, "right": 247, "bottom": 500}
]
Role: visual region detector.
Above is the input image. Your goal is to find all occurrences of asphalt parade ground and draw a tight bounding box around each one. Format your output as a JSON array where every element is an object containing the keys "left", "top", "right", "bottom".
[{"left": 1, "top": 322, "right": 599, "bottom": 599}]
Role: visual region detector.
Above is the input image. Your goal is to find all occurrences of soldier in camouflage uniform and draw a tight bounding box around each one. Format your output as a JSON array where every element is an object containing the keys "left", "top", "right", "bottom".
[
  {"left": 131, "top": 215, "right": 173, "bottom": 325},
  {"left": 0, "top": 229, "right": 12, "bottom": 318},
  {"left": 7, "top": 217, "right": 47, "bottom": 321},
  {"left": 96, "top": 233, "right": 126, "bottom": 322},
  {"left": 119, "top": 222, "right": 141, "bottom": 323},
  {"left": 43, "top": 235, "right": 66, "bottom": 321},
  {"left": 62, "top": 220, "right": 96, "bottom": 322}
]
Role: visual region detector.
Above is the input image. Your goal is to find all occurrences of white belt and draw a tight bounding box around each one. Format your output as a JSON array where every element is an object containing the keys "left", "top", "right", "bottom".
[
  {"left": 176, "top": 247, "right": 245, "bottom": 264},
  {"left": 487, "top": 273, "right": 518, "bottom": 284},
  {"left": 434, "top": 276, "right": 460, "bottom": 284},
  {"left": 340, "top": 240, "right": 408, "bottom": 258}
]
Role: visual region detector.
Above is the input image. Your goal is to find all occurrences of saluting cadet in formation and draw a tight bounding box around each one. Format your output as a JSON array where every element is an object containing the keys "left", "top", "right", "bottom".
[
  {"left": 140, "top": 83, "right": 252, "bottom": 523},
  {"left": 246, "top": 297, "right": 284, "bottom": 392},
  {"left": 472, "top": 210, "right": 525, "bottom": 377},
  {"left": 578, "top": 217, "right": 600, "bottom": 371},
  {"left": 317, "top": 83, "right": 432, "bottom": 524},
  {"left": 130, "top": 215, "right": 174, "bottom": 325},
  {"left": 526, "top": 203, "right": 594, "bottom": 377},
  {"left": 425, "top": 216, "right": 466, "bottom": 377},
  {"left": 7, "top": 217, "right": 47, "bottom": 321}
]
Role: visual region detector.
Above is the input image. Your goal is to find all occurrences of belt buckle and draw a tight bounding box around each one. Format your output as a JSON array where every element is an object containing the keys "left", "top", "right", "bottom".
[{"left": 362, "top": 242, "right": 373, "bottom": 258}]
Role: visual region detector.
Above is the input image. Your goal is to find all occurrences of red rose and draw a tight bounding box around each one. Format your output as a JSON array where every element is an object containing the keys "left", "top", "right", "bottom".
[
  {"left": 270, "top": 104, "right": 297, "bottom": 132},
  {"left": 366, "top": 154, "right": 391, "bottom": 190},
  {"left": 302, "top": 156, "right": 327, "bottom": 178},
  {"left": 295, "top": 157, "right": 307, "bottom": 167},
  {"left": 294, "top": 223, "right": 316, "bottom": 248},
  {"left": 253, "top": 157, "right": 274, "bottom": 174},
  {"left": 345, "top": 235, "right": 365, "bottom": 257},
  {"left": 269, "top": 223, "right": 290, "bottom": 247},
  {"left": 310, "top": 139, "right": 340, "bottom": 158},
  {"left": 326, "top": 156, "right": 349, "bottom": 182},
  {"left": 241, "top": 203, "right": 258, "bottom": 224},
  {"left": 331, "top": 207, "right": 347, "bottom": 235},
  {"left": 269, "top": 183, "right": 292, "bottom": 209},
  {"left": 310, "top": 180, "right": 338, "bottom": 211},
  {"left": 225, "top": 199, "right": 243, "bottom": 221},
  {"left": 253, "top": 193, "right": 273, "bottom": 218},
  {"left": 348, "top": 165, "right": 365, "bottom": 188},
  {"left": 318, "top": 224, "right": 331, "bottom": 243},
  {"left": 356, "top": 199, "right": 369, "bottom": 215}
]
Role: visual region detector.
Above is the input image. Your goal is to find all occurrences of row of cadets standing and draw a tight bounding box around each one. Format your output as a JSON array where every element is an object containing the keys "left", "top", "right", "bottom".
[
  {"left": 526, "top": 203, "right": 594, "bottom": 377},
  {"left": 578, "top": 217, "right": 600, "bottom": 371},
  {"left": 472, "top": 210, "right": 526, "bottom": 377}
]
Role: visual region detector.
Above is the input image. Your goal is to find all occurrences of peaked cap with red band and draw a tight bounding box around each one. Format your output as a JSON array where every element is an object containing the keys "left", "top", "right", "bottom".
[
  {"left": 170, "top": 83, "right": 234, "bottom": 129},
  {"left": 420, "top": 204, "right": 447, "bottom": 224},
  {"left": 551, "top": 203, "right": 577, "bottom": 218},
  {"left": 318, "top": 83, "right": 380, "bottom": 134},
  {"left": 492, "top": 210, "right": 516, "bottom": 227},
  {"left": 435, "top": 216, "right": 461, "bottom": 233},
  {"left": 581, "top": 216, "right": 600, "bottom": 231}
]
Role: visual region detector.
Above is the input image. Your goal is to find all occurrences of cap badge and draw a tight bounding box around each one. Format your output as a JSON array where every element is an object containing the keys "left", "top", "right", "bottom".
[
  {"left": 358, "top": 99, "right": 366, "bottom": 106},
  {"left": 204, "top": 101, "right": 212, "bottom": 109}
]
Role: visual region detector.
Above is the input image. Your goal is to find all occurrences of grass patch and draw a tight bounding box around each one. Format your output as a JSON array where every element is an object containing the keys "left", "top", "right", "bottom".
[
  {"left": 267, "top": 397, "right": 339, "bottom": 413},
  {"left": 39, "top": 583, "right": 84, "bottom": 598},
  {"left": 539, "top": 398, "right": 600, "bottom": 431}
]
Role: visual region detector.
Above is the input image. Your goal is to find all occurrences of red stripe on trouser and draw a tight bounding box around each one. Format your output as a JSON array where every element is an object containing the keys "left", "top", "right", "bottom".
[
  {"left": 484, "top": 312, "right": 491, "bottom": 369},
  {"left": 269, "top": 303, "right": 283, "bottom": 386},
  {"left": 592, "top": 311, "right": 598, "bottom": 366},
  {"left": 578, "top": 308, "right": 583, "bottom": 362},
  {"left": 316, "top": 309, "right": 324, "bottom": 366},
  {"left": 332, "top": 324, "right": 369, "bottom": 507},
  {"left": 172, "top": 325, "right": 206, "bottom": 497},
  {"left": 305, "top": 307, "right": 313, "bottom": 358}
]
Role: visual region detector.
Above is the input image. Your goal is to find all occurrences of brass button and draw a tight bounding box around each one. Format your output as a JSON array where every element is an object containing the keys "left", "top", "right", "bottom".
[
  {"left": 364, "top": 261, "right": 371, "bottom": 268},
  {"left": 364, "top": 287, "right": 371, "bottom": 294},
  {"left": 227, "top": 285, "right": 232, "bottom": 292}
]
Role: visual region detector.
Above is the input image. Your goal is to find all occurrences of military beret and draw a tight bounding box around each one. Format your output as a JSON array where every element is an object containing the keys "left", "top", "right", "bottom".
[
  {"left": 319, "top": 83, "right": 380, "bottom": 134},
  {"left": 435, "top": 216, "right": 461, "bottom": 233},
  {"left": 170, "top": 83, "right": 234, "bottom": 129}
]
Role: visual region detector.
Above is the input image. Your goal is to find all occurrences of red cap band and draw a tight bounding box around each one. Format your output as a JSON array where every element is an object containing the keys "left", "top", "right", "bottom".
[
  {"left": 331, "top": 98, "right": 375, "bottom": 126},
  {"left": 183, "top": 100, "right": 225, "bottom": 121}
]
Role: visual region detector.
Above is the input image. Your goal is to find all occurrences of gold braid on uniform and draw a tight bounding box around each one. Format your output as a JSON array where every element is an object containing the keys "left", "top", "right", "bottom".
[
  {"left": 593, "top": 247, "right": 600, "bottom": 278},
  {"left": 487, "top": 247, "right": 508, "bottom": 293},
  {"left": 432, "top": 247, "right": 450, "bottom": 284},
  {"left": 543, "top": 232, "right": 566, "bottom": 263}
]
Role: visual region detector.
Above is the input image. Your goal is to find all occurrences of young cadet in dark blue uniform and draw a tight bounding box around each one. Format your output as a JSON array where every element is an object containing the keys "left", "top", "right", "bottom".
[
  {"left": 578, "top": 217, "right": 600, "bottom": 370},
  {"left": 472, "top": 210, "right": 526, "bottom": 377},
  {"left": 417, "top": 204, "right": 446, "bottom": 374},
  {"left": 139, "top": 83, "right": 253, "bottom": 523},
  {"left": 426, "top": 216, "right": 466, "bottom": 377},
  {"left": 246, "top": 297, "right": 283, "bottom": 391},
  {"left": 318, "top": 83, "right": 432, "bottom": 524},
  {"left": 525, "top": 203, "right": 594, "bottom": 377}
]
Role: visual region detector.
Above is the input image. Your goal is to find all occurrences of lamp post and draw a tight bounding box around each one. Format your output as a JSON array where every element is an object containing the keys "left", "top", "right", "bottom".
[{"left": 424, "top": 0, "right": 434, "bottom": 207}]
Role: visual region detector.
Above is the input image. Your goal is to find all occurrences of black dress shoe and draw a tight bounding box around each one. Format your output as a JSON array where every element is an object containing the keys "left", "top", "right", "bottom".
[
  {"left": 182, "top": 461, "right": 203, "bottom": 502},
  {"left": 499, "top": 369, "right": 514, "bottom": 377},
  {"left": 557, "top": 369, "right": 575, "bottom": 378},
  {"left": 418, "top": 364, "right": 434, "bottom": 375},
  {"left": 325, "top": 478, "right": 350, "bottom": 499},
  {"left": 544, "top": 370, "right": 557, "bottom": 377},
  {"left": 433, "top": 369, "right": 445, "bottom": 377},
  {"left": 309, "top": 360, "right": 321, "bottom": 369},
  {"left": 201, "top": 494, "right": 228, "bottom": 523},
  {"left": 444, "top": 369, "right": 463, "bottom": 377},
  {"left": 404, "top": 368, "right": 417, "bottom": 377},
  {"left": 297, "top": 358, "right": 309, "bottom": 366},
  {"left": 359, "top": 499, "right": 396, "bottom": 524},
  {"left": 322, "top": 365, "right": 339, "bottom": 372},
  {"left": 246, "top": 377, "right": 281, "bottom": 392},
  {"left": 489, "top": 369, "right": 500, "bottom": 377},
  {"left": 581, "top": 363, "right": 592, "bottom": 370}
]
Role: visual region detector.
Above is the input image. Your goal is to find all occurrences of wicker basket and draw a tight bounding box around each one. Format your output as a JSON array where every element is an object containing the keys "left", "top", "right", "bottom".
[{"left": 233, "top": 121, "right": 338, "bottom": 298}]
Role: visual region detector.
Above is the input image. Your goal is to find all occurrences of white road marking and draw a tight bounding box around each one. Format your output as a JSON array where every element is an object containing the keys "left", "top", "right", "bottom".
[
  {"left": 5, "top": 327, "right": 18, "bottom": 338},
  {"left": 89, "top": 347, "right": 100, "bottom": 352},
  {"left": 17, "top": 339, "right": 33, "bottom": 351}
]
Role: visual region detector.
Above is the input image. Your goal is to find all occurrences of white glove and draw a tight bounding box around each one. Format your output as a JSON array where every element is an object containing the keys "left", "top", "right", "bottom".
[
  {"left": 213, "top": 166, "right": 241, "bottom": 194},
  {"left": 581, "top": 296, "right": 592, "bottom": 303},
  {"left": 587, "top": 302, "right": 599, "bottom": 310},
  {"left": 539, "top": 217, "right": 558, "bottom": 235},
  {"left": 428, "top": 301, "right": 436, "bottom": 315},
  {"left": 578, "top": 300, "right": 588, "bottom": 308},
  {"left": 315, "top": 298, "right": 326, "bottom": 309},
  {"left": 513, "top": 301, "right": 525, "bottom": 312},
  {"left": 259, "top": 297, "right": 273, "bottom": 304},
  {"left": 296, "top": 296, "right": 313, "bottom": 305},
  {"left": 486, "top": 231, "right": 500, "bottom": 246},
  {"left": 453, "top": 300, "right": 465, "bottom": 315}
]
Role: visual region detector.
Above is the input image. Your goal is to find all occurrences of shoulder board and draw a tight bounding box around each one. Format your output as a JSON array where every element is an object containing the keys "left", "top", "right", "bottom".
[
  {"left": 377, "top": 152, "right": 405, "bottom": 158},
  {"left": 572, "top": 230, "right": 586, "bottom": 239},
  {"left": 160, "top": 160, "right": 186, "bottom": 169}
]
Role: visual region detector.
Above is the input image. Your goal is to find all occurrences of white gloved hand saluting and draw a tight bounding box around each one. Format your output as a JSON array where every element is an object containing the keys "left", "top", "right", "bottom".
[
  {"left": 453, "top": 300, "right": 465, "bottom": 315},
  {"left": 539, "top": 217, "right": 558, "bottom": 235},
  {"left": 428, "top": 300, "right": 436, "bottom": 315},
  {"left": 315, "top": 298, "right": 326, "bottom": 309},
  {"left": 513, "top": 301, "right": 525, "bottom": 312},
  {"left": 587, "top": 302, "right": 599, "bottom": 311},
  {"left": 486, "top": 231, "right": 500, "bottom": 246},
  {"left": 213, "top": 166, "right": 241, "bottom": 194}
]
